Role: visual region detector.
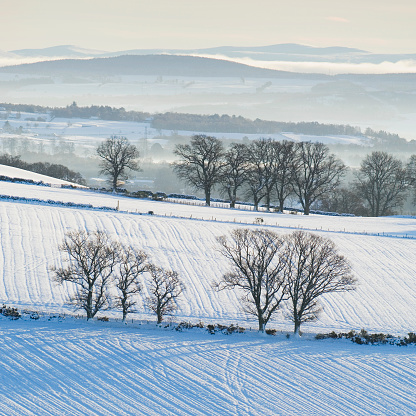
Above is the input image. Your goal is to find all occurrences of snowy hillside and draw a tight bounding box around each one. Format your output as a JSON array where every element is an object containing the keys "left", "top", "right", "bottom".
[
  {"left": 0, "top": 164, "right": 85, "bottom": 186},
  {"left": 1, "top": 317, "right": 415, "bottom": 416},
  {"left": 1, "top": 181, "right": 416, "bottom": 334},
  {"left": 1, "top": 180, "right": 416, "bottom": 415}
]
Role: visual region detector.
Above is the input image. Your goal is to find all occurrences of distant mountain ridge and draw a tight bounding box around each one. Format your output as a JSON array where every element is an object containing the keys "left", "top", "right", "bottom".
[
  {"left": 0, "top": 54, "right": 329, "bottom": 79},
  {"left": 8, "top": 43, "right": 416, "bottom": 64},
  {"left": 10, "top": 45, "right": 106, "bottom": 58}
]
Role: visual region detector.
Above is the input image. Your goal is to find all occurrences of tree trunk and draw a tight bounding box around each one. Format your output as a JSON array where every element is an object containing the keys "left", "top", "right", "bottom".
[
  {"left": 230, "top": 189, "right": 237, "bottom": 208},
  {"left": 122, "top": 303, "right": 127, "bottom": 322},
  {"left": 279, "top": 198, "right": 284, "bottom": 213},
  {"left": 303, "top": 197, "right": 310, "bottom": 215},
  {"left": 294, "top": 319, "right": 301, "bottom": 334},
  {"left": 253, "top": 195, "right": 259, "bottom": 211},
  {"left": 257, "top": 310, "right": 265, "bottom": 331},
  {"left": 205, "top": 188, "right": 211, "bottom": 206},
  {"left": 86, "top": 287, "right": 93, "bottom": 320},
  {"left": 265, "top": 193, "right": 271, "bottom": 211}
]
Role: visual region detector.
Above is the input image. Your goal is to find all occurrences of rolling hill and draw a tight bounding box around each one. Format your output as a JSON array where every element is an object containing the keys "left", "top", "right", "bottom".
[
  {"left": 1, "top": 171, "right": 416, "bottom": 415},
  {"left": 0, "top": 54, "right": 327, "bottom": 79}
]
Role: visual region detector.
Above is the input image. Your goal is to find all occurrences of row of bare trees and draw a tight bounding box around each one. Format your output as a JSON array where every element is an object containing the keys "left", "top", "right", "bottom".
[
  {"left": 174, "top": 135, "right": 416, "bottom": 216},
  {"left": 52, "top": 228, "right": 354, "bottom": 334},
  {"left": 52, "top": 230, "right": 184, "bottom": 323},
  {"left": 95, "top": 135, "right": 415, "bottom": 217},
  {"left": 173, "top": 135, "right": 346, "bottom": 214},
  {"left": 216, "top": 229, "right": 355, "bottom": 333},
  {"left": 325, "top": 151, "right": 413, "bottom": 217}
]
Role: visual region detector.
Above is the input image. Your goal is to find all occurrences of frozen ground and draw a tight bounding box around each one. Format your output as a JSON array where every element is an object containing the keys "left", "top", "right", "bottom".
[
  {"left": 0, "top": 164, "right": 85, "bottom": 186},
  {"left": 1, "top": 171, "right": 416, "bottom": 415},
  {"left": 1, "top": 317, "right": 415, "bottom": 416}
]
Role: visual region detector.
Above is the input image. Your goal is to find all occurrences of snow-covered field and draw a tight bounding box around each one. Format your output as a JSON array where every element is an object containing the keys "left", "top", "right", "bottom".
[
  {"left": 1, "top": 173, "right": 416, "bottom": 415},
  {"left": 2, "top": 318, "right": 416, "bottom": 416},
  {"left": 0, "top": 164, "right": 85, "bottom": 186},
  {"left": 0, "top": 110, "right": 371, "bottom": 158}
]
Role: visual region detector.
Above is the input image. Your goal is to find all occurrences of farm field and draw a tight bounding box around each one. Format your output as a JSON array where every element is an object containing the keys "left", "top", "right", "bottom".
[{"left": 1, "top": 168, "right": 416, "bottom": 415}]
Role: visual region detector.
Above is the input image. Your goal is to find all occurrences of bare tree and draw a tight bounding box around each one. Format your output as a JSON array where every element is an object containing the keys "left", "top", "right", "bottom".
[
  {"left": 219, "top": 143, "right": 250, "bottom": 208},
  {"left": 216, "top": 229, "right": 287, "bottom": 331},
  {"left": 291, "top": 142, "right": 346, "bottom": 215},
  {"left": 173, "top": 134, "right": 225, "bottom": 206},
  {"left": 52, "top": 230, "right": 119, "bottom": 320},
  {"left": 317, "top": 186, "right": 367, "bottom": 216},
  {"left": 355, "top": 151, "right": 409, "bottom": 217},
  {"left": 114, "top": 246, "right": 148, "bottom": 322},
  {"left": 244, "top": 140, "right": 271, "bottom": 211},
  {"left": 273, "top": 140, "right": 296, "bottom": 212},
  {"left": 145, "top": 264, "right": 184, "bottom": 324},
  {"left": 283, "top": 231, "right": 356, "bottom": 334},
  {"left": 259, "top": 139, "right": 279, "bottom": 211},
  {"left": 97, "top": 136, "right": 140, "bottom": 191}
]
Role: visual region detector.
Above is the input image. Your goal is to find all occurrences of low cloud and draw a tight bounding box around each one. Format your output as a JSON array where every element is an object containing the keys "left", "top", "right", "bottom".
[
  {"left": 193, "top": 54, "right": 416, "bottom": 75},
  {"left": 0, "top": 56, "right": 89, "bottom": 68},
  {"left": 1, "top": 53, "right": 416, "bottom": 76}
]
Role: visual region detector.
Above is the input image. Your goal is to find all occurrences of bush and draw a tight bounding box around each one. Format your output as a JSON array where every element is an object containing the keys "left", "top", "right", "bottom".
[
  {"left": 132, "top": 190, "right": 153, "bottom": 199},
  {"left": 97, "top": 316, "right": 109, "bottom": 322},
  {"left": 406, "top": 332, "right": 416, "bottom": 344},
  {"left": 175, "top": 321, "right": 206, "bottom": 331},
  {"left": 0, "top": 304, "right": 21, "bottom": 319},
  {"left": 206, "top": 323, "right": 245, "bottom": 335},
  {"left": 315, "top": 329, "right": 414, "bottom": 346}
]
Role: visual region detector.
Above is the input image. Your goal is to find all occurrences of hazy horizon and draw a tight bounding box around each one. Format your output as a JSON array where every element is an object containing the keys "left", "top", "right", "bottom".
[{"left": 3, "top": 1, "right": 416, "bottom": 54}]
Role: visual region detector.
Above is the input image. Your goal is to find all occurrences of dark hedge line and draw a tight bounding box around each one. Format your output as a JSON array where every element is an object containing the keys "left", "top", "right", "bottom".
[{"left": 0, "top": 194, "right": 117, "bottom": 212}]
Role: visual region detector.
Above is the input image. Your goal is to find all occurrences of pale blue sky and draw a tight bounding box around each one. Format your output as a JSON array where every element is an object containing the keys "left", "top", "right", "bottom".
[{"left": 2, "top": 0, "right": 416, "bottom": 53}]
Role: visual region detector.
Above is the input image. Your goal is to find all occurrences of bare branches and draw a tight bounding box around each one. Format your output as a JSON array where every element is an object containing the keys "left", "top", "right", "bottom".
[
  {"left": 114, "top": 246, "right": 148, "bottom": 321},
  {"left": 283, "top": 231, "right": 356, "bottom": 334},
  {"left": 355, "top": 151, "right": 409, "bottom": 216},
  {"left": 217, "top": 229, "right": 356, "bottom": 333},
  {"left": 145, "top": 264, "right": 185, "bottom": 324},
  {"left": 173, "top": 135, "right": 225, "bottom": 205},
  {"left": 291, "top": 142, "right": 346, "bottom": 215},
  {"left": 219, "top": 143, "right": 250, "bottom": 208},
  {"left": 216, "top": 229, "right": 287, "bottom": 331},
  {"left": 52, "top": 230, "right": 184, "bottom": 322},
  {"left": 97, "top": 136, "right": 140, "bottom": 191},
  {"left": 52, "top": 230, "right": 119, "bottom": 320}
]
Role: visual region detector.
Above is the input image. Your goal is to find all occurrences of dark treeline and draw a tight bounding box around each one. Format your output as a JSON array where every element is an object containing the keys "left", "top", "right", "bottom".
[
  {"left": 152, "top": 112, "right": 363, "bottom": 136},
  {"left": 0, "top": 153, "right": 86, "bottom": 185},
  {"left": 0, "top": 102, "right": 411, "bottom": 144},
  {"left": 52, "top": 102, "right": 151, "bottom": 122}
]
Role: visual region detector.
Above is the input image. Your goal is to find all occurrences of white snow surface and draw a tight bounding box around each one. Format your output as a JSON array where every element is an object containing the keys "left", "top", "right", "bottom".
[
  {"left": 0, "top": 164, "right": 85, "bottom": 186},
  {"left": 1, "top": 181, "right": 416, "bottom": 415}
]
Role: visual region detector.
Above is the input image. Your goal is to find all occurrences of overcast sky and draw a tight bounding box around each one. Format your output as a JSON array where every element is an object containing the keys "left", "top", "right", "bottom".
[{"left": 2, "top": 0, "right": 416, "bottom": 53}]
